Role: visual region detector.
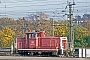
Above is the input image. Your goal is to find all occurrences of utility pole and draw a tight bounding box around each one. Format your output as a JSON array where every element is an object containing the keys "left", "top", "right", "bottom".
[
  {"left": 22, "top": 17, "right": 28, "bottom": 37},
  {"left": 50, "top": 18, "right": 54, "bottom": 36},
  {"left": 22, "top": 17, "right": 25, "bottom": 37},
  {"left": 67, "top": 2, "right": 75, "bottom": 56}
]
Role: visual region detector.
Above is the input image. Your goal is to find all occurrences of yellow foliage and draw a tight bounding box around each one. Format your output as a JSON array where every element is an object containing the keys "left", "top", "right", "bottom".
[
  {"left": 74, "top": 25, "right": 89, "bottom": 40},
  {"left": 0, "top": 26, "right": 15, "bottom": 47},
  {"left": 54, "top": 21, "right": 69, "bottom": 37}
]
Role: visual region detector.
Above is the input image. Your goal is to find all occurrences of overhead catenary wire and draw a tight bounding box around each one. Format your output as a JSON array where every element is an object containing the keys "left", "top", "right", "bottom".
[
  {"left": 0, "top": 0, "right": 90, "bottom": 19},
  {"left": 0, "top": 0, "right": 66, "bottom": 19}
]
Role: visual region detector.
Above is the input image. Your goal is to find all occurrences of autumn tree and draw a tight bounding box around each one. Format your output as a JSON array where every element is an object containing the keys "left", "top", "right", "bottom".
[
  {"left": 32, "top": 18, "right": 57, "bottom": 36},
  {"left": 74, "top": 24, "right": 89, "bottom": 47},
  {"left": 27, "top": 12, "right": 48, "bottom": 21},
  {"left": 0, "top": 26, "right": 15, "bottom": 48},
  {"left": 84, "top": 20, "right": 90, "bottom": 35},
  {"left": 54, "top": 21, "right": 69, "bottom": 37},
  {"left": 54, "top": 20, "right": 89, "bottom": 47}
]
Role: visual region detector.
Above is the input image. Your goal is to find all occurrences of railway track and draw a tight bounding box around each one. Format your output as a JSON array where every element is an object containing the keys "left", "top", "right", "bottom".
[
  {"left": 0, "top": 53, "right": 78, "bottom": 58},
  {"left": 11, "top": 53, "right": 68, "bottom": 58},
  {"left": 12, "top": 54, "right": 58, "bottom": 57}
]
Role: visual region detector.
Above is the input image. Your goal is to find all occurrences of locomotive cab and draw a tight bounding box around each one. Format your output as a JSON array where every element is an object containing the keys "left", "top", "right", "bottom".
[
  {"left": 25, "top": 32, "right": 39, "bottom": 38},
  {"left": 25, "top": 30, "right": 46, "bottom": 38}
]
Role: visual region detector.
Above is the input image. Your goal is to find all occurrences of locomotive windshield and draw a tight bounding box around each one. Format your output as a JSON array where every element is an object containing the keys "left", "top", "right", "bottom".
[
  {"left": 25, "top": 32, "right": 40, "bottom": 38},
  {"left": 29, "top": 33, "right": 36, "bottom": 38}
]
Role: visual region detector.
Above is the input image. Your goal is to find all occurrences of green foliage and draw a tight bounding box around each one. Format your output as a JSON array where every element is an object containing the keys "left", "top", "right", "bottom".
[
  {"left": 73, "top": 24, "right": 89, "bottom": 47},
  {"left": 83, "top": 36, "right": 90, "bottom": 47},
  {"left": 74, "top": 39, "right": 88, "bottom": 48},
  {"left": 54, "top": 21, "right": 89, "bottom": 47},
  {"left": 74, "top": 25, "right": 89, "bottom": 40}
]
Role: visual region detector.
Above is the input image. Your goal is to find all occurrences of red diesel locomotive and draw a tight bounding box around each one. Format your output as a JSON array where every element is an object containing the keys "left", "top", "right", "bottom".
[{"left": 16, "top": 31, "right": 67, "bottom": 56}]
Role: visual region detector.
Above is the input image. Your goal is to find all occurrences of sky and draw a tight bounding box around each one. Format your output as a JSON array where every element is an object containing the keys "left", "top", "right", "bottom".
[{"left": 0, "top": 0, "right": 90, "bottom": 20}]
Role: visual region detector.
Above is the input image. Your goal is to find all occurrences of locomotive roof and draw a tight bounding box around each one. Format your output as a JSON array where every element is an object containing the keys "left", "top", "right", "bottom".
[{"left": 25, "top": 32, "right": 40, "bottom": 34}]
